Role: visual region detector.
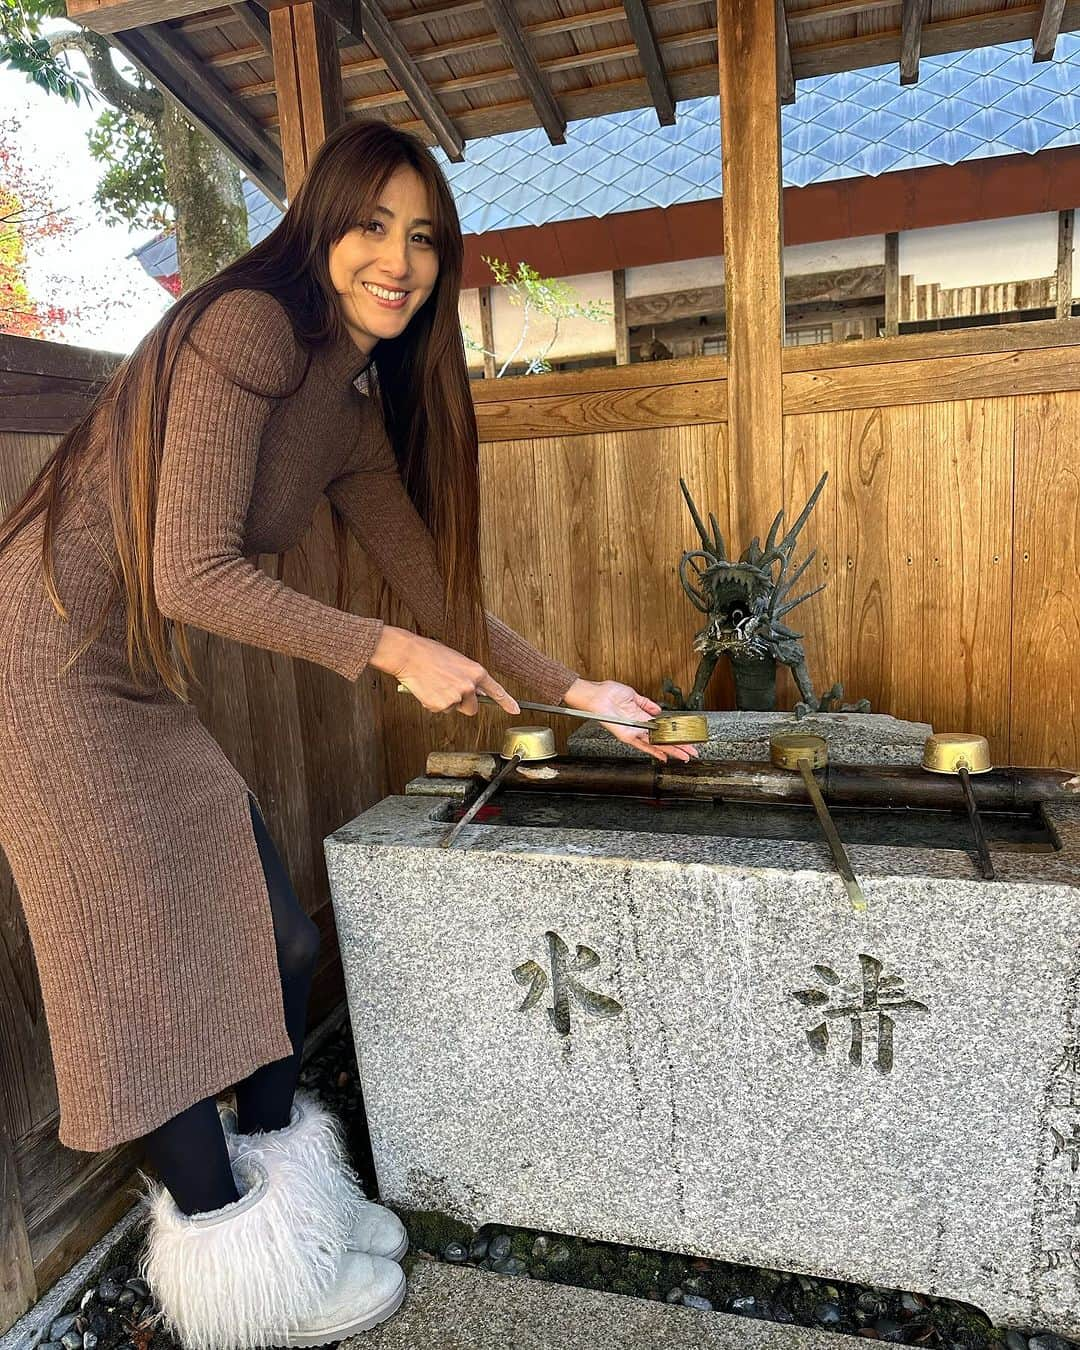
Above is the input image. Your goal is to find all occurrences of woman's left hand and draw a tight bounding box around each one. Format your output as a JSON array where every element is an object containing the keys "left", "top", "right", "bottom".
[{"left": 561, "top": 678, "right": 701, "bottom": 764}]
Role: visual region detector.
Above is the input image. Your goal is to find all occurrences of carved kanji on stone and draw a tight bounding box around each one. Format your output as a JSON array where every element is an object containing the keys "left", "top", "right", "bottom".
[
  {"left": 513, "top": 931, "right": 624, "bottom": 1037},
  {"left": 791, "top": 954, "right": 928, "bottom": 1073}
]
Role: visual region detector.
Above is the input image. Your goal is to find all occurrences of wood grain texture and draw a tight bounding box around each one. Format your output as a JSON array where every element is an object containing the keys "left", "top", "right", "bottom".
[
  {"left": 784, "top": 344, "right": 1080, "bottom": 416},
  {"left": 1057, "top": 209, "right": 1075, "bottom": 320},
  {"left": 718, "top": 0, "right": 784, "bottom": 545},
  {"left": 270, "top": 1, "right": 343, "bottom": 199},
  {"left": 781, "top": 401, "right": 1013, "bottom": 756},
  {"left": 474, "top": 379, "right": 727, "bottom": 441},
  {"left": 1011, "top": 391, "right": 1080, "bottom": 767},
  {"left": 0, "top": 1103, "right": 34, "bottom": 1331}
]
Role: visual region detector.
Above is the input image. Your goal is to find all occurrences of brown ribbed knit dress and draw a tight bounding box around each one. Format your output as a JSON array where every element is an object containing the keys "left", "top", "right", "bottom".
[{"left": 0, "top": 288, "right": 579, "bottom": 1153}]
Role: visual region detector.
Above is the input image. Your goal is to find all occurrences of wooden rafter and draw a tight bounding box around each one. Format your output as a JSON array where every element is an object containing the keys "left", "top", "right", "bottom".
[
  {"left": 229, "top": 1, "right": 271, "bottom": 51},
  {"left": 625, "top": 265, "right": 886, "bottom": 326},
  {"left": 483, "top": 0, "right": 566, "bottom": 144},
  {"left": 900, "top": 0, "right": 928, "bottom": 85},
  {"left": 791, "top": 3, "right": 1080, "bottom": 81},
  {"left": 1035, "top": 0, "right": 1067, "bottom": 59},
  {"left": 109, "top": 23, "right": 286, "bottom": 201},
  {"left": 234, "top": 22, "right": 719, "bottom": 103},
  {"left": 775, "top": 0, "right": 794, "bottom": 104},
  {"left": 359, "top": 0, "right": 464, "bottom": 159},
  {"left": 308, "top": 0, "right": 364, "bottom": 45},
  {"left": 785, "top": 0, "right": 900, "bottom": 24},
  {"left": 621, "top": 0, "right": 675, "bottom": 125}
]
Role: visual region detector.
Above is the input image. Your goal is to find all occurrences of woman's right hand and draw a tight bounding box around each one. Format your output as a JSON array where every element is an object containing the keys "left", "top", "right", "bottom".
[{"left": 370, "top": 625, "right": 520, "bottom": 717}]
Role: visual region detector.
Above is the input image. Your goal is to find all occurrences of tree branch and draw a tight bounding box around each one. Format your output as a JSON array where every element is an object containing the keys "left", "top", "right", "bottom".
[{"left": 47, "top": 29, "right": 163, "bottom": 124}]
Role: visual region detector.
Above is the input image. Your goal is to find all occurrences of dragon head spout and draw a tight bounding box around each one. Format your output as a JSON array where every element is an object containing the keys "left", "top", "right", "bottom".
[
  {"left": 676, "top": 474, "right": 830, "bottom": 665},
  {"left": 689, "top": 560, "right": 773, "bottom": 659}
]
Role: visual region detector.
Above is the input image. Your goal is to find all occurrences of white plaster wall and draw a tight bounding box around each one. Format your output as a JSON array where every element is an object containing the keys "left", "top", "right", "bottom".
[
  {"left": 464, "top": 270, "right": 614, "bottom": 370},
  {"left": 461, "top": 212, "right": 1074, "bottom": 369},
  {"left": 784, "top": 235, "right": 883, "bottom": 273},
  {"left": 899, "top": 212, "right": 1058, "bottom": 285},
  {"left": 626, "top": 256, "right": 723, "bottom": 296}
]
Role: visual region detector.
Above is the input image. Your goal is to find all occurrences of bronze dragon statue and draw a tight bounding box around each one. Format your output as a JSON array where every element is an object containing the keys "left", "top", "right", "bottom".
[{"left": 661, "top": 471, "right": 870, "bottom": 718}]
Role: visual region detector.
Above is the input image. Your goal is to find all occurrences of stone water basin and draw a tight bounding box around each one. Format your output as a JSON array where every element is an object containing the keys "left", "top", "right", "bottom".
[{"left": 325, "top": 724, "right": 1080, "bottom": 1340}]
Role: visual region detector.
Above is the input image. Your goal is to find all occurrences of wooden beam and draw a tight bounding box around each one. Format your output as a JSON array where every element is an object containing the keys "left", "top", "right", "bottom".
[
  {"left": 108, "top": 25, "right": 286, "bottom": 204},
  {"left": 312, "top": 0, "right": 364, "bottom": 45},
  {"left": 775, "top": 0, "right": 795, "bottom": 105},
  {"left": 1057, "top": 208, "right": 1074, "bottom": 319},
  {"left": 478, "top": 285, "right": 497, "bottom": 379},
  {"left": 270, "top": 0, "right": 344, "bottom": 199},
  {"left": 68, "top": 0, "right": 209, "bottom": 34},
  {"left": 1035, "top": 0, "right": 1067, "bottom": 58},
  {"left": 483, "top": 0, "right": 566, "bottom": 144},
  {"left": 230, "top": 0, "right": 272, "bottom": 51},
  {"left": 786, "top": 0, "right": 898, "bottom": 23},
  {"left": 792, "top": 3, "right": 1080, "bottom": 81},
  {"left": 899, "top": 0, "right": 927, "bottom": 84},
  {"left": 884, "top": 231, "right": 899, "bottom": 336},
  {"left": 717, "top": 0, "right": 784, "bottom": 546},
  {"left": 359, "top": 0, "right": 464, "bottom": 160},
  {"left": 621, "top": 0, "right": 675, "bottom": 125},
  {"left": 625, "top": 265, "right": 885, "bottom": 326},
  {"left": 613, "top": 268, "right": 629, "bottom": 365}
]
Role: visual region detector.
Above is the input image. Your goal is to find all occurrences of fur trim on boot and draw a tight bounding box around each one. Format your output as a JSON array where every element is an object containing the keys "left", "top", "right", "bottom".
[
  {"left": 220, "top": 1090, "right": 407, "bottom": 1261},
  {"left": 135, "top": 1149, "right": 350, "bottom": 1350}
]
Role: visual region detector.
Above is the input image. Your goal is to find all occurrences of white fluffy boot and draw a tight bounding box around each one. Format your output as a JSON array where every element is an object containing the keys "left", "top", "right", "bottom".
[
  {"left": 136, "top": 1148, "right": 405, "bottom": 1349},
  {"left": 219, "top": 1089, "right": 408, "bottom": 1261}
]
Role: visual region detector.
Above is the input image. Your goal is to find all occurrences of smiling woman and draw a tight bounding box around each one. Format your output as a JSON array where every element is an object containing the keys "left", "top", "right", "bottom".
[
  {"left": 329, "top": 176, "right": 440, "bottom": 341},
  {"left": 0, "top": 115, "right": 695, "bottom": 1350}
]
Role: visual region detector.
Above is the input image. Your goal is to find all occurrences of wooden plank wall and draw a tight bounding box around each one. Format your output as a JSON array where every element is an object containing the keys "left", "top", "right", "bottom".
[{"left": 378, "top": 318, "right": 1080, "bottom": 792}]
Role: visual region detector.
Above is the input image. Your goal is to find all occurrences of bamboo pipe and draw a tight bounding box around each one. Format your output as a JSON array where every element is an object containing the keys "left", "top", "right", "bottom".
[{"left": 424, "top": 753, "right": 1080, "bottom": 812}]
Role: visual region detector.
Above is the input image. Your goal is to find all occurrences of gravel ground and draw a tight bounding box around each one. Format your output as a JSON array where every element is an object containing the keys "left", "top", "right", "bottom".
[{"left": 30, "top": 1017, "right": 1080, "bottom": 1350}]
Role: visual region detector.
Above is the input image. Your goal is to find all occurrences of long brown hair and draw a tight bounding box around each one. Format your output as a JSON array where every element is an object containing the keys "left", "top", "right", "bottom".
[{"left": 0, "top": 119, "right": 489, "bottom": 702}]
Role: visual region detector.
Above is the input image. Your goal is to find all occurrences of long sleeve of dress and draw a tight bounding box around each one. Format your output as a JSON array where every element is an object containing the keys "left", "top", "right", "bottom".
[
  {"left": 152, "top": 290, "right": 386, "bottom": 683},
  {"left": 324, "top": 401, "right": 581, "bottom": 706}
]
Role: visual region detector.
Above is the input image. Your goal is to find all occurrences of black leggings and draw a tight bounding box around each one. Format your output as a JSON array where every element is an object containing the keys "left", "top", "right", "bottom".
[{"left": 140, "top": 793, "right": 320, "bottom": 1216}]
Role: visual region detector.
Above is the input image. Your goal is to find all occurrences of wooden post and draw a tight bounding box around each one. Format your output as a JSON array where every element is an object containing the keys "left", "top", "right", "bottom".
[
  {"left": 478, "top": 286, "right": 497, "bottom": 379},
  {"left": 717, "top": 0, "right": 784, "bottom": 545},
  {"left": 884, "top": 231, "right": 900, "bottom": 336},
  {"left": 613, "top": 268, "right": 630, "bottom": 365},
  {"left": 0, "top": 1114, "right": 35, "bottom": 1334},
  {"left": 270, "top": 1, "right": 345, "bottom": 200},
  {"left": 1057, "top": 208, "right": 1074, "bottom": 320}
]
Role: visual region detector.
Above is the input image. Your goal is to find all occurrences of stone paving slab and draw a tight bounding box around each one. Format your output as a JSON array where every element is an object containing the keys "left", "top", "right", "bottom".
[{"left": 349, "top": 1263, "right": 866, "bottom": 1350}]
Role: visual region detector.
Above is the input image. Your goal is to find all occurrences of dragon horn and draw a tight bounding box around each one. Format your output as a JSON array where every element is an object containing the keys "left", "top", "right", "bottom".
[
  {"left": 767, "top": 551, "right": 791, "bottom": 616},
  {"left": 775, "top": 581, "right": 827, "bottom": 617},
  {"left": 771, "top": 471, "right": 829, "bottom": 563},
  {"left": 773, "top": 549, "right": 818, "bottom": 605},
  {"left": 762, "top": 505, "right": 785, "bottom": 559},
  {"left": 679, "top": 551, "right": 712, "bottom": 612},
  {"left": 678, "top": 477, "right": 713, "bottom": 552},
  {"left": 707, "top": 512, "right": 726, "bottom": 561}
]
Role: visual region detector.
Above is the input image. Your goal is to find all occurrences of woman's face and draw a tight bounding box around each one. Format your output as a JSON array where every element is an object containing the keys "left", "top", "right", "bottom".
[{"left": 328, "top": 164, "right": 440, "bottom": 357}]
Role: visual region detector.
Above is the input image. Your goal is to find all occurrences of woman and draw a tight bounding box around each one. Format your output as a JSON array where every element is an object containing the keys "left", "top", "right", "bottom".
[{"left": 0, "top": 119, "right": 698, "bottom": 1346}]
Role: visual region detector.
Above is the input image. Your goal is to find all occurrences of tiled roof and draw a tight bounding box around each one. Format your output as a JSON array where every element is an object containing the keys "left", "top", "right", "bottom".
[
  {"left": 133, "top": 33, "right": 1080, "bottom": 278},
  {"left": 445, "top": 33, "right": 1080, "bottom": 232}
]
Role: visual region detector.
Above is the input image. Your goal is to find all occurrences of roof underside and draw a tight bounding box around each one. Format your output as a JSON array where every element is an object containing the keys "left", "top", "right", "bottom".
[{"left": 89, "top": 0, "right": 1080, "bottom": 204}]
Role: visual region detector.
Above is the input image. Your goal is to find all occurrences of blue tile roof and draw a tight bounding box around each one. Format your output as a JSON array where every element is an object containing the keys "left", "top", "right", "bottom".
[
  {"left": 134, "top": 33, "right": 1080, "bottom": 278},
  {"left": 437, "top": 32, "right": 1080, "bottom": 232}
]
